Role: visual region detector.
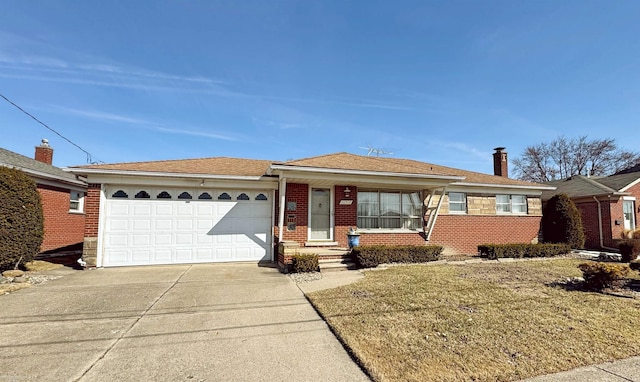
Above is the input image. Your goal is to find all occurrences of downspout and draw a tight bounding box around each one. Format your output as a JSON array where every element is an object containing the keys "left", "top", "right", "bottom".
[
  {"left": 278, "top": 177, "right": 287, "bottom": 242},
  {"left": 593, "top": 196, "right": 619, "bottom": 252}
]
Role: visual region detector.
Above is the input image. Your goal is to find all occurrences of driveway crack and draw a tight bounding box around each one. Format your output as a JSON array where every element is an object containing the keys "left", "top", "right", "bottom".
[{"left": 74, "top": 265, "right": 191, "bottom": 381}]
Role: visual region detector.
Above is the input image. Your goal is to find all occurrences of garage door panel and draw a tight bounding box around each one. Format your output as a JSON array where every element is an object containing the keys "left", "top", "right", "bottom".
[
  {"left": 177, "top": 204, "right": 193, "bottom": 215},
  {"left": 108, "top": 219, "right": 129, "bottom": 231},
  {"left": 109, "top": 204, "right": 130, "bottom": 216},
  {"left": 107, "top": 234, "right": 128, "bottom": 247},
  {"left": 103, "top": 188, "right": 272, "bottom": 266},
  {"left": 132, "top": 235, "right": 151, "bottom": 246},
  {"left": 176, "top": 219, "right": 193, "bottom": 230},
  {"left": 215, "top": 248, "right": 233, "bottom": 260},
  {"left": 176, "top": 233, "right": 193, "bottom": 245},
  {"left": 175, "top": 249, "right": 193, "bottom": 261},
  {"left": 133, "top": 204, "right": 152, "bottom": 216},
  {"left": 153, "top": 250, "right": 172, "bottom": 262},
  {"left": 132, "top": 250, "right": 151, "bottom": 262},
  {"left": 155, "top": 219, "right": 172, "bottom": 230},
  {"left": 155, "top": 234, "right": 172, "bottom": 245},
  {"left": 155, "top": 204, "right": 173, "bottom": 215}
]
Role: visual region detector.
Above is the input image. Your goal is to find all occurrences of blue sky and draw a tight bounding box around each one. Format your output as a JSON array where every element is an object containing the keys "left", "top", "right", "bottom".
[{"left": 1, "top": 1, "right": 639, "bottom": 175}]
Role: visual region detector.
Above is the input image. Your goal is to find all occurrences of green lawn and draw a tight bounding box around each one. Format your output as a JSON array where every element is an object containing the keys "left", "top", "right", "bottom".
[{"left": 307, "top": 259, "right": 640, "bottom": 382}]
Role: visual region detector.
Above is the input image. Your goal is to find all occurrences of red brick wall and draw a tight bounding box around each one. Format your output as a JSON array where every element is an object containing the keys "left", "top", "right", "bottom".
[
  {"left": 429, "top": 215, "right": 542, "bottom": 255},
  {"left": 37, "top": 184, "right": 85, "bottom": 252},
  {"left": 574, "top": 201, "right": 602, "bottom": 249},
  {"left": 273, "top": 183, "right": 309, "bottom": 243},
  {"left": 84, "top": 184, "right": 102, "bottom": 237},
  {"left": 335, "top": 185, "right": 357, "bottom": 247},
  {"left": 609, "top": 199, "right": 625, "bottom": 243}
]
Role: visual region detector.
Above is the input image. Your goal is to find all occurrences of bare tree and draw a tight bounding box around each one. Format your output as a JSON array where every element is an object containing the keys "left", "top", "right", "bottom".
[{"left": 513, "top": 136, "right": 640, "bottom": 182}]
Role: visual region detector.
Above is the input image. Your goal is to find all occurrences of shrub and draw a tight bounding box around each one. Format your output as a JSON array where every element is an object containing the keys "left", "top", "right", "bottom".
[
  {"left": 0, "top": 167, "right": 44, "bottom": 271},
  {"left": 291, "top": 254, "right": 319, "bottom": 273},
  {"left": 578, "top": 262, "right": 630, "bottom": 290},
  {"left": 353, "top": 245, "right": 442, "bottom": 268},
  {"left": 478, "top": 243, "right": 571, "bottom": 260},
  {"left": 620, "top": 228, "right": 640, "bottom": 239},
  {"left": 541, "top": 193, "right": 585, "bottom": 249},
  {"left": 629, "top": 259, "right": 640, "bottom": 272},
  {"left": 618, "top": 239, "right": 640, "bottom": 262}
]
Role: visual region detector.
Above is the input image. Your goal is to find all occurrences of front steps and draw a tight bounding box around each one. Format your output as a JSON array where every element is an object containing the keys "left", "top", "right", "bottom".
[{"left": 278, "top": 241, "right": 356, "bottom": 272}]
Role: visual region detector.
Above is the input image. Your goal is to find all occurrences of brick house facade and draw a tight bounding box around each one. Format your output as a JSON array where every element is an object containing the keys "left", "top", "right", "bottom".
[
  {"left": 544, "top": 171, "right": 640, "bottom": 250},
  {"left": 0, "top": 141, "right": 87, "bottom": 253},
  {"left": 73, "top": 150, "right": 553, "bottom": 268}
]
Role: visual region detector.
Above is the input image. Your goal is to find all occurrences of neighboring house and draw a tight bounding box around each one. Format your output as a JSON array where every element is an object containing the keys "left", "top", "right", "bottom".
[
  {"left": 543, "top": 170, "right": 640, "bottom": 250},
  {"left": 70, "top": 148, "right": 553, "bottom": 268},
  {"left": 0, "top": 140, "right": 87, "bottom": 253}
]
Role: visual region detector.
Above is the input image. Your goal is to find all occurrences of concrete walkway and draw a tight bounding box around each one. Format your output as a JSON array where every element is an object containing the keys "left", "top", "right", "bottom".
[{"left": 0, "top": 264, "right": 369, "bottom": 382}]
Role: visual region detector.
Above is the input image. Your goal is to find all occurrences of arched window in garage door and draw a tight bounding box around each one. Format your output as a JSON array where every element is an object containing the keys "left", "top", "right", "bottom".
[
  {"left": 135, "top": 191, "right": 151, "bottom": 199},
  {"left": 112, "top": 190, "right": 129, "bottom": 198}
]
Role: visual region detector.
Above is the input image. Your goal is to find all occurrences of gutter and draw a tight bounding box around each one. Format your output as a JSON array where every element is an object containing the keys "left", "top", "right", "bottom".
[
  {"left": 66, "top": 167, "right": 273, "bottom": 182},
  {"left": 267, "top": 164, "right": 465, "bottom": 181},
  {"left": 593, "top": 196, "right": 619, "bottom": 252},
  {"left": 0, "top": 163, "right": 87, "bottom": 187}
]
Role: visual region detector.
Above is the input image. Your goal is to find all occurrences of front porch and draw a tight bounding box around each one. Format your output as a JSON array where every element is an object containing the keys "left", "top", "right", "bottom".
[{"left": 277, "top": 241, "right": 355, "bottom": 272}]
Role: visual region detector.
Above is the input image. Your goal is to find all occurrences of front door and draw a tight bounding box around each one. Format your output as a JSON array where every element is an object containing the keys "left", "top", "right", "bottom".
[
  {"left": 623, "top": 200, "right": 636, "bottom": 231},
  {"left": 310, "top": 188, "right": 331, "bottom": 240}
]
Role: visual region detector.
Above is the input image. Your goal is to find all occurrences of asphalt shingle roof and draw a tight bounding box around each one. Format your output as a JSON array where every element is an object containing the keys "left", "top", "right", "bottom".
[
  {"left": 75, "top": 157, "right": 274, "bottom": 177},
  {"left": 542, "top": 171, "right": 640, "bottom": 200},
  {"left": 280, "top": 152, "right": 544, "bottom": 187},
  {"left": 0, "top": 147, "right": 82, "bottom": 184}
]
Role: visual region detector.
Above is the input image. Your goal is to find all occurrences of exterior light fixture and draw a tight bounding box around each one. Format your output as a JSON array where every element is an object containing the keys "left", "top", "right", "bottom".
[{"left": 344, "top": 187, "right": 351, "bottom": 197}]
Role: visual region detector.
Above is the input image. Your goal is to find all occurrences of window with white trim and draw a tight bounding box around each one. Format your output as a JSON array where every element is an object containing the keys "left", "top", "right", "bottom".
[
  {"left": 69, "top": 190, "right": 84, "bottom": 212},
  {"left": 448, "top": 192, "right": 466, "bottom": 213},
  {"left": 357, "top": 190, "right": 422, "bottom": 229},
  {"left": 496, "top": 194, "right": 527, "bottom": 214}
]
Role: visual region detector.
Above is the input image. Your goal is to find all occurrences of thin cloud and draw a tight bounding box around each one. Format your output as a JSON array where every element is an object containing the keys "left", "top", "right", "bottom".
[
  {"left": 150, "top": 126, "right": 238, "bottom": 141},
  {"left": 55, "top": 107, "right": 150, "bottom": 125}
]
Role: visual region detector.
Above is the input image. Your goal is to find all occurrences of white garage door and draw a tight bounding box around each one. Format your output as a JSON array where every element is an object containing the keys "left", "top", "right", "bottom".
[{"left": 102, "top": 187, "right": 272, "bottom": 267}]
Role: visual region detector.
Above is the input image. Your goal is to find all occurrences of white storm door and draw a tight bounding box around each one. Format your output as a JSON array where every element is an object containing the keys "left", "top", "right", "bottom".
[
  {"left": 310, "top": 188, "right": 331, "bottom": 240},
  {"left": 623, "top": 200, "right": 636, "bottom": 230}
]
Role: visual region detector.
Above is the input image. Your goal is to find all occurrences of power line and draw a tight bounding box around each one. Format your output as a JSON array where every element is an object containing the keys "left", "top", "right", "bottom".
[{"left": 0, "top": 91, "right": 100, "bottom": 164}]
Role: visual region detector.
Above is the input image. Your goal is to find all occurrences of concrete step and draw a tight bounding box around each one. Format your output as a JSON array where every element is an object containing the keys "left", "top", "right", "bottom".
[{"left": 318, "top": 257, "right": 357, "bottom": 272}]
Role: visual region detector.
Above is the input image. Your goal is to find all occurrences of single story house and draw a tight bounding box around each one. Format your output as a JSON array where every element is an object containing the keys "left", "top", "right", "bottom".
[
  {"left": 70, "top": 148, "right": 554, "bottom": 268},
  {"left": 543, "top": 168, "right": 640, "bottom": 250},
  {"left": 0, "top": 140, "right": 87, "bottom": 253}
]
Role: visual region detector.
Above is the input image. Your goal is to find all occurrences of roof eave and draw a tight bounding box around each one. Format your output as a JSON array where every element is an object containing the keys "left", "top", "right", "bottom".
[
  {"left": 1, "top": 164, "right": 87, "bottom": 187},
  {"left": 268, "top": 164, "right": 466, "bottom": 181},
  {"left": 452, "top": 181, "right": 555, "bottom": 191},
  {"left": 67, "top": 167, "right": 271, "bottom": 181}
]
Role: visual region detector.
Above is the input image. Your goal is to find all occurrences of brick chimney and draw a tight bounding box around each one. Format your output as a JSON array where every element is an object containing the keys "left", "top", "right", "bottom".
[
  {"left": 493, "top": 147, "right": 508, "bottom": 177},
  {"left": 35, "top": 139, "right": 53, "bottom": 165}
]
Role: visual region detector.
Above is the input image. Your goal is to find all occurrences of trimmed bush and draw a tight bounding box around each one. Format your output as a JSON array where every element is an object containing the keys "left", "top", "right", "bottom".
[
  {"left": 618, "top": 239, "right": 640, "bottom": 263},
  {"left": 478, "top": 243, "right": 571, "bottom": 260},
  {"left": 0, "top": 167, "right": 44, "bottom": 271},
  {"left": 353, "top": 245, "right": 443, "bottom": 268},
  {"left": 541, "top": 193, "right": 585, "bottom": 249},
  {"left": 578, "top": 262, "right": 630, "bottom": 290},
  {"left": 291, "top": 254, "right": 319, "bottom": 273}
]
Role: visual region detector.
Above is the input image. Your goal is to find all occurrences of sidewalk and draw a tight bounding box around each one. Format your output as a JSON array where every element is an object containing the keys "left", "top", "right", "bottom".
[{"left": 520, "top": 356, "right": 640, "bottom": 381}]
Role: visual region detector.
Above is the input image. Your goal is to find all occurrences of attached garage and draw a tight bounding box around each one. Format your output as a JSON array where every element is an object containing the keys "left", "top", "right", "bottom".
[{"left": 101, "top": 186, "right": 273, "bottom": 267}]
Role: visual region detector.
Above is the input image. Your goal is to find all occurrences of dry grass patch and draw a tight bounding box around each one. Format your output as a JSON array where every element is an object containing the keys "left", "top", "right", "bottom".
[
  {"left": 307, "top": 259, "right": 640, "bottom": 382},
  {"left": 24, "top": 260, "right": 63, "bottom": 272}
]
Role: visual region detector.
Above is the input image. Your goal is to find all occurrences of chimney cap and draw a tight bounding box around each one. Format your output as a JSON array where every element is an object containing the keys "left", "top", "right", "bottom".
[
  {"left": 40, "top": 138, "right": 50, "bottom": 147},
  {"left": 493, "top": 147, "right": 506, "bottom": 152}
]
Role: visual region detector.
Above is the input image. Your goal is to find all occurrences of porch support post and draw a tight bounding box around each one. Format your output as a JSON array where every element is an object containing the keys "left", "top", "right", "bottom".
[
  {"left": 425, "top": 186, "right": 447, "bottom": 241},
  {"left": 278, "top": 177, "right": 287, "bottom": 240}
]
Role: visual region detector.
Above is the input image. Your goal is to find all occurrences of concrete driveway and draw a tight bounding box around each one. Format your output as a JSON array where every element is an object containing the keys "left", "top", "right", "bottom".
[{"left": 0, "top": 264, "right": 370, "bottom": 382}]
